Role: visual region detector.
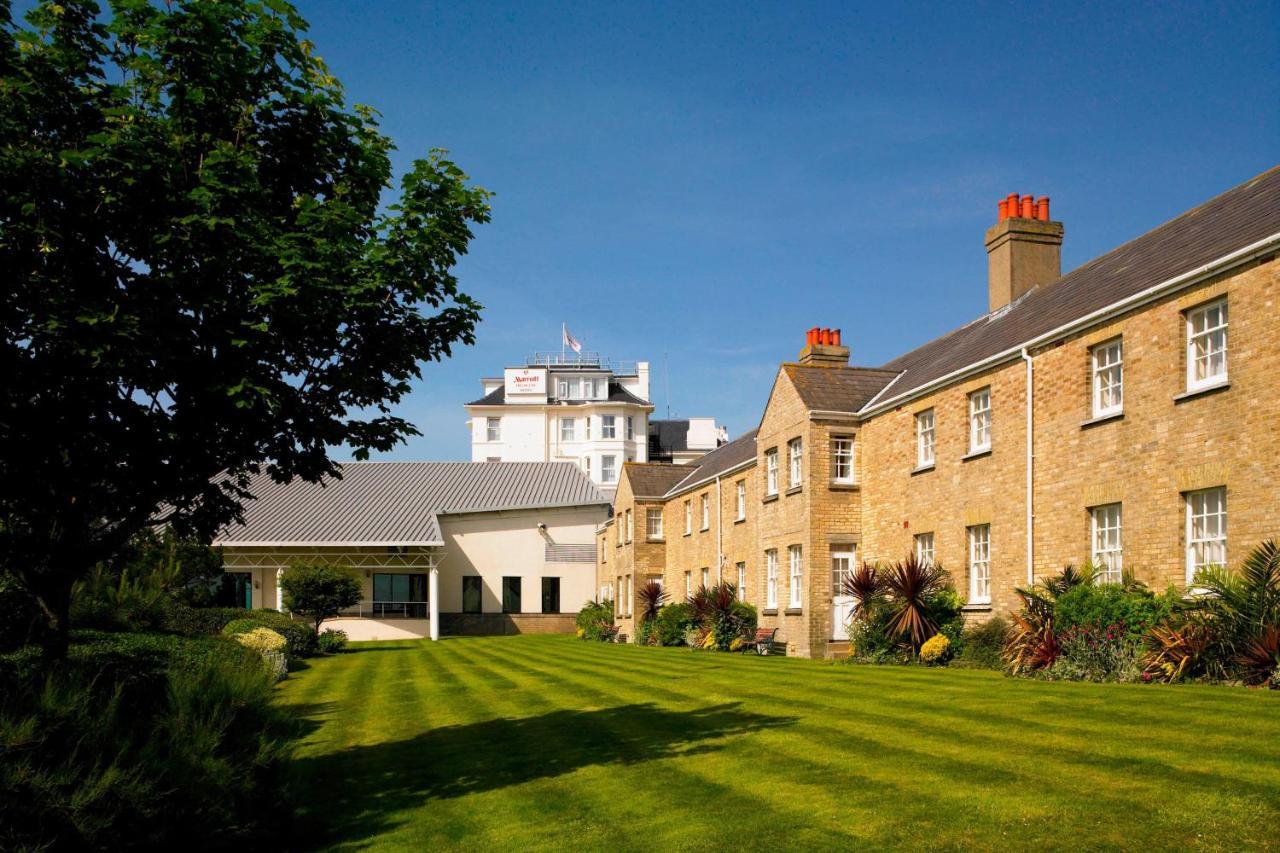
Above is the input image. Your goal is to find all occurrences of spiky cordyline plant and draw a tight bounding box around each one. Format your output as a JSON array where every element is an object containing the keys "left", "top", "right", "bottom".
[
  {"left": 1003, "top": 588, "right": 1061, "bottom": 674},
  {"left": 638, "top": 579, "right": 668, "bottom": 624},
  {"left": 1188, "top": 539, "right": 1280, "bottom": 680},
  {"left": 841, "top": 562, "right": 883, "bottom": 622},
  {"left": 881, "top": 553, "right": 950, "bottom": 653}
]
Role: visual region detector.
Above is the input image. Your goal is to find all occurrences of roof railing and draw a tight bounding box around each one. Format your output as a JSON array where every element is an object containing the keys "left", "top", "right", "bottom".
[{"left": 525, "top": 352, "right": 638, "bottom": 374}]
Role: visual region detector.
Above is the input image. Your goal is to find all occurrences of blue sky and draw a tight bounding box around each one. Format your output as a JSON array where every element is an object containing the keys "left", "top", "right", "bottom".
[{"left": 95, "top": 2, "right": 1280, "bottom": 457}]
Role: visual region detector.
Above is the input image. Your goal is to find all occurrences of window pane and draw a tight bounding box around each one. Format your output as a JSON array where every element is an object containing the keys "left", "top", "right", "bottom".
[{"left": 502, "top": 576, "right": 521, "bottom": 613}]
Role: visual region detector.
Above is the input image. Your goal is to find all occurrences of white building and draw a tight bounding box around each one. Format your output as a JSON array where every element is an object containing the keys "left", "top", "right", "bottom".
[{"left": 465, "top": 353, "right": 655, "bottom": 496}]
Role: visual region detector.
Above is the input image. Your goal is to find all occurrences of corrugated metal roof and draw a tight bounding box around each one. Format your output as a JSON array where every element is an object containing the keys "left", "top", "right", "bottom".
[
  {"left": 214, "top": 461, "right": 609, "bottom": 546},
  {"left": 869, "top": 165, "right": 1280, "bottom": 405}
]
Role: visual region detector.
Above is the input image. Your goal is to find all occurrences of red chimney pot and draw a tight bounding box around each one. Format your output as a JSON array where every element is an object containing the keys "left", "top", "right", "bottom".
[
  {"left": 1007, "top": 193, "right": 1020, "bottom": 218},
  {"left": 833, "top": 328, "right": 842, "bottom": 346},
  {"left": 997, "top": 199, "right": 1009, "bottom": 221},
  {"left": 1020, "top": 195, "right": 1035, "bottom": 218},
  {"left": 1037, "top": 196, "right": 1050, "bottom": 221}
]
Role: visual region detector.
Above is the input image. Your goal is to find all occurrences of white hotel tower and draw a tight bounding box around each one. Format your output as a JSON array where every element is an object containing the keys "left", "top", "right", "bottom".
[{"left": 465, "top": 352, "right": 727, "bottom": 496}]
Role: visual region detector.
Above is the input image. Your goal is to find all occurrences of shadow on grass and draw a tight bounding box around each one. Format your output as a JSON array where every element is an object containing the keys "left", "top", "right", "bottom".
[{"left": 290, "top": 701, "right": 796, "bottom": 846}]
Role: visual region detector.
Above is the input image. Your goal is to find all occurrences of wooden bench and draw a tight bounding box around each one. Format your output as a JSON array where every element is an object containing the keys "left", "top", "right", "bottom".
[{"left": 749, "top": 627, "right": 778, "bottom": 655}]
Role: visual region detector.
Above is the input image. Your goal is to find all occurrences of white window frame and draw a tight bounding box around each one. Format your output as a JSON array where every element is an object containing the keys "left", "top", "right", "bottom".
[
  {"left": 968, "top": 388, "right": 991, "bottom": 453},
  {"left": 684, "top": 570, "right": 692, "bottom": 598},
  {"left": 601, "top": 414, "right": 616, "bottom": 439},
  {"left": 1091, "top": 503, "right": 1123, "bottom": 583},
  {"left": 625, "top": 508, "right": 634, "bottom": 543},
  {"left": 765, "top": 449, "right": 778, "bottom": 496},
  {"left": 1091, "top": 338, "right": 1124, "bottom": 418},
  {"left": 626, "top": 575, "right": 633, "bottom": 616},
  {"left": 1186, "top": 487, "right": 1227, "bottom": 584},
  {"left": 1186, "top": 298, "right": 1228, "bottom": 392},
  {"left": 735, "top": 480, "right": 746, "bottom": 521},
  {"left": 600, "top": 454, "right": 617, "bottom": 484},
  {"left": 914, "top": 532, "right": 935, "bottom": 566},
  {"left": 788, "top": 545, "right": 803, "bottom": 609},
  {"left": 788, "top": 438, "right": 803, "bottom": 488},
  {"left": 736, "top": 562, "right": 746, "bottom": 601},
  {"left": 967, "top": 524, "right": 991, "bottom": 604},
  {"left": 766, "top": 550, "right": 778, "bottom": 610},
  {"left": 557, "top": 378, "right": 570, "bottom": 398},
  {"left": 700, "top": 567, "right": 709, "bottom": 588},
  {"left": 684, "top": 500, "right": 692, "bottom": 535},
  {"left": 916, "top": 409, "right": 935, "bottom": 467},
  {"left": 560, "top": 417, "right": 576, "bottom": 442},
  {"left": 831, "top": 436, "right": 855, "bottom": 484},
  {"left": 626, "top": 416, "right": 635, "bottom": 440},
  {"left": 646, "top": 508, "right": 663, "bottom": 540},
  {"left": 485, "top": 416, "right": 501, "bottom": 442}
]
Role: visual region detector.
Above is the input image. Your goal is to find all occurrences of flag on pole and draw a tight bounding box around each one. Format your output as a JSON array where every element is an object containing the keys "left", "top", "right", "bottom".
[{"left": 562, "top": 324, "right": 582, "bottom": 354}]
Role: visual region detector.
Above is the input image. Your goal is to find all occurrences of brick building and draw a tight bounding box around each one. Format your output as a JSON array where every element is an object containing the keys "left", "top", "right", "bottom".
[{"left": 598, "top": 167, "right": 1280, "bottom": 658}]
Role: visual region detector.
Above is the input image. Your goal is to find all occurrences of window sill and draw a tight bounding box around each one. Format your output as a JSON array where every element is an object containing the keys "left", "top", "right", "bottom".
[
  {"left": 762, "top": 493, "right": 779, "bottom": 504},
  {"left": 763, "top": 608, "right": 778, "bottom": 616},
  {"left": 784, "top": 608, "right": 803, "bottom": 615},
  {"left": 647, "top": 536, "right": 664, "bottom": 543},
  {"left": 828, "top": 481, "right": 859, "bottom": 491},
  {"left": 785, "top": 485, "right": 803, "bottom": 496},
  {"left": 1174, "top": 380, "right": 1230, "bottom": 404},
  {"left": 1081, "top": 411, "right": 1124, "bottom": 429},
  {"left": 682, "top": 532, "right": 691, "bottom": 538},
  {"left": 734, "top": 517, "right": 746, "bottom": 525},
  {"left": 961, "top": 448, "right": 992, "bottom": 462},
  {"left": 962, "top": 603, "right": 992, "bottom": 612},
  {"left": 700, "top": 527, "right": 710, "bottom": 533},
  {"left": 910, "top": 462, "right": 935, "bottom": 476}
]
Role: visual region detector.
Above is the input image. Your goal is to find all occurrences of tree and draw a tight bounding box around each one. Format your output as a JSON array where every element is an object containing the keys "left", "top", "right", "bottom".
[
  {"left": 279, "top": 562, "right": 362, "bottom": 637},
  {"left": 0, "top": 0, "right": 491, "bottom": 656}
]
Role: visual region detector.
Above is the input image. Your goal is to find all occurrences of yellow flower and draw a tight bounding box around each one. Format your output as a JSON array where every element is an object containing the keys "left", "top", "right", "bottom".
[{"left": 919, "top": 634, "right": 950, "bottom": 664}]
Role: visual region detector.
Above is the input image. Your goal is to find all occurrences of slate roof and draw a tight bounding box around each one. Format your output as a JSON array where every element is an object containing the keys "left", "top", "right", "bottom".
[
  {"left": 214, "top": 461, "right": 609, "bottom": 546},
  {"left": 648, "top": 419, "right": 693, "bottom": 455},
  {"left": 782, "top": 365, "right": 902, "bottom": 414},
  {"left": 622, "top": 463, "right": 692, "bottom": 499},
  {"left": 869, "top": 165, "right": 1280, "bottom": 407},
  {"left": 466, "top": 380, "right": 651, "bottom": 407},
  {"left": 669, "top": 429, "right": 760, "bottom": 495}
]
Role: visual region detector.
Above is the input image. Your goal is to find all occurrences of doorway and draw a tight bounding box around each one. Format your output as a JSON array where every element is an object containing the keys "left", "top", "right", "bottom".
[{"left": 830, "top": 549, "right": 856, "bottom": 640}]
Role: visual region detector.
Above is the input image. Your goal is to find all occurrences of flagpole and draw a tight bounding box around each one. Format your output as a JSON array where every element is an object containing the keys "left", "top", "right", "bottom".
[{"left": 560, "top": 322, "right": 565, "bottom": 362}]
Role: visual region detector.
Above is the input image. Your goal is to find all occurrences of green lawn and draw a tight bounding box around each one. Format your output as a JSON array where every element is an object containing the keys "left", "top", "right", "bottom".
[{"left": 279, "top": 635, "right": 1279, "bottom": 851}]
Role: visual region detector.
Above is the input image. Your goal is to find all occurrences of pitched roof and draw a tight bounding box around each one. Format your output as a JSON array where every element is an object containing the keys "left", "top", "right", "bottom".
[
  {"left": 648, "top": 419, "right": 692, "bottom": 454},
  {"left": 871, "top": 166, "right": 1280, "bottom": 407},
  {"left": 621, "top": 463, "right": 691, "bottom": 499},
  {"left": 214, "top": 461, "right": 609, "bottom": 546},
  {"left": 466, "top": 380, "right": 651, "bottom": 407},
  {"left": 782, "top": 364, "right": 902, "bottom": 413},
  {"left": 669, "top": 428, "right": 759, "bottom": 495}
]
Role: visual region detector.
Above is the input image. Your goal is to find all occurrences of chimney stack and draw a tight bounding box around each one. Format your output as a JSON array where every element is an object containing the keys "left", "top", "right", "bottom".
[
  {"left": 985, "top": 192, "right": 1064, "bottom": 311},
  {"left": 798, "top": 327, "right": 850, "bottom": 367}
]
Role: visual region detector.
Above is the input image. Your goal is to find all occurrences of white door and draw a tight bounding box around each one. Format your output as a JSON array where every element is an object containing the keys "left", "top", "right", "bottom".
[{"left": 831, "top": 549, "right": 856, "bottom": 640}]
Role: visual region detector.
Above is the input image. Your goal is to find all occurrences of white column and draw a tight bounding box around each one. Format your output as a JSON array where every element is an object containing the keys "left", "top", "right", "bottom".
[
  {"left": 276, "top": 567, "right": 284, "bottom": 611},
  {"left": 429, "top": 566, "right": 440, "bottom": 641}
]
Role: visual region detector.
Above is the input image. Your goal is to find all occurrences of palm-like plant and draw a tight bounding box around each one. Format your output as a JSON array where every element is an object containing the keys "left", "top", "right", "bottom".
[
  {"left": 1187, "top": 539, "right": 1280, "bottom": 680},
  {"left": 1004, "top": 588, "right": 1061, "bottom": 674},
  {"left": 841, "top": 562, "right": 883, "bottom": 622},
  {"left": 637, "top": 579, "right": 668, "bottom": 624},
  {"left": 880, "top": 553, "right": 950, "bottom": 652}
]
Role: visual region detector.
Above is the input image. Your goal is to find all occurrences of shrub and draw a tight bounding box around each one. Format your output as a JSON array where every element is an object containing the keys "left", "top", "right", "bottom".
[
  {"left": 844, "top": 555, "right": 963, "bottom": 663},
  {"left": 919, "top": 633, "right": 951, "bottom": 665},
  {"left": 576, "top": 600, "right": 616, "bottom": 642},
  {"left": 280, "top": 562, "right": 362, "bottom": 636},
  {"left": 1183, "top": 539, "right": 1280, "bottom": 682},
  {"left": 1046, "top": 623, "right": 1143, "bottom": 682},
  {"left": 234, "top": 627, "right": 289, "bottom": 680},
  {"left": 221, "top": 610, "right": 317, "bottom": 660},
  {"left": 317, "top": 628, "right": 349, "bottom": 655},
  {"left": 654, "top": 602, "right": 694, "bottom": 646},
  {"left": 159, "top": 604, "right": 256, "bottom": 637},
  {"left": 1054, "top": 582, "right": 1174, "bottom": 639},
  {"left": 956, "top": 616, "right": 1009, "bottom": 669},
  {"left": 0, "top": 631, "right": 292, "bottom": 850}
]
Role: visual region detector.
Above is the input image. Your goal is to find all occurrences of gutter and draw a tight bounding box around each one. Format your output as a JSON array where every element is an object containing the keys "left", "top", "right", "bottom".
[
  {"left": 661, "top": 456, "right": 755, "bottom": 500},
  {"left": 715, "top": 473, "right": 724, "bottom": 583},
  {"left": 858, "top": 232, "right": 1280, "bottom": 418}
]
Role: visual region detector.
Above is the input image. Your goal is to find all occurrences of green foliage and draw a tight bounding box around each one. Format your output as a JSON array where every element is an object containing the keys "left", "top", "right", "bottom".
[
  {"left": 1054, "top": 582, "right": 1175, "bottom": 639},
  {"left": 317, "top": 628, "right": 349, "bottom": 655},
  {"left": 104, "top": 529, "right": 227, "bottom": 607},
  {"left": 637, "top": 580, "right": 668, "bottom": 625},
  {"left": 280, "top": 563, "right": 362, "bottom": 635},
  {"left": 159, "top": 604, "right": 254, "bottom": 637},
  {"left": 0, "top": 630, "right": 293, "bottom": 850},
  {"left": 1046, "top": 625, "right": 1144, "bottom": 682},
  {"left": 845, "top": 556, "right": 964, "bottom": 663},
  {"left": 221, "top": 610, "right": 317, "bottom": 660},
  {"left": 1185, "top": 539, "right": 1280, "bottom": 682},
  {"left": 956, "top": 616, "right": 1009, "bottom": 670},
  {"left": 654, "top": 602, "right": 694, "bottom": 646},
  {"left": 0, "top": 0, "right": 490, "bottom": 656},
  {"left": 71, "top": 562, "right": 173, "bottom": 632},
  {"left": 576, "top": 600, "right": 617, "bottom": 642}
]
